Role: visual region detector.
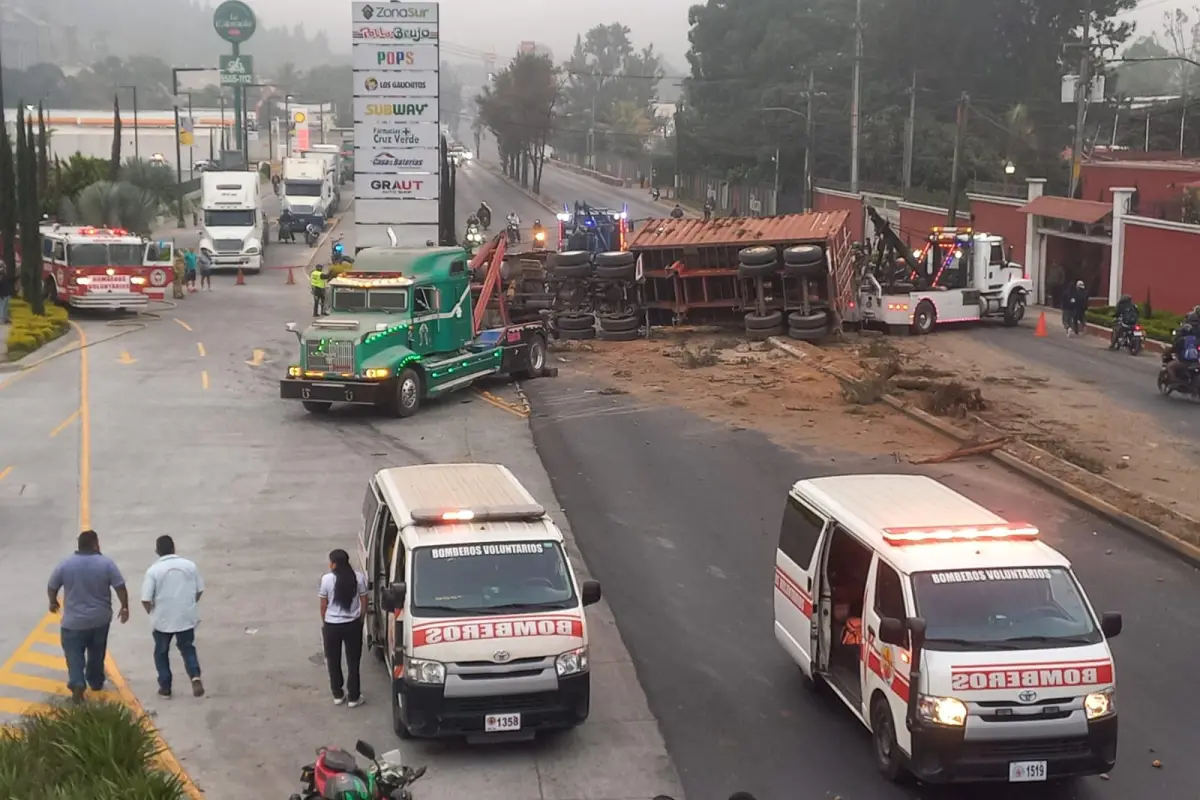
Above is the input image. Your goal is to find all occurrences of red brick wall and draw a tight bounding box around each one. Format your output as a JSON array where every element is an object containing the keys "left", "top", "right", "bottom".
[
  {"left": 969, "top": 200, "right": 1027, "bottom": 265},
  {"left": 814, "top": 190, "right": 863, "bottom": 243},
  {"left": 1122, "top": 222, "right": 1200, "bottom": 314},
  {"left": 1082, "top": 164, "right": 1200, "bottom": 212}
]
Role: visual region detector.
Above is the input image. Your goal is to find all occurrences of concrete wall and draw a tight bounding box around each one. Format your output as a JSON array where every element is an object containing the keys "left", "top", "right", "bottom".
[{"left": 1122, "top": 218, "right": 1200, "bottom": 314}]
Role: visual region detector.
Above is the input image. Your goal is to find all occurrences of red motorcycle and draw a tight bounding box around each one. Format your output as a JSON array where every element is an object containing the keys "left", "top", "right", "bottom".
[{"left": 290, "top": 740, "right": 425, "bottom": 800}]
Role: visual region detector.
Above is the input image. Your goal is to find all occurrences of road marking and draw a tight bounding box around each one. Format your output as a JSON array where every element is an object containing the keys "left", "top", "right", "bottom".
[
  {"left": 475, "top": 389, "right": 529, "bottom": 418},
  {"left": 49, "top": 409, "right": 80, "bottom": 438},
  {"left": 0, "top": 466, "right": 11, "bottom": 482},
  {"left": 173, "top": 318, "right": 192, "bottom": 332},
  {"left": 201, "top": 370, "right": 210, "bottom": 390},
  {"left": 245, "top": 348, "right": 265, "bottom": 366},
  {"left": 117, "top": 350, "right": 136, "bottom": 364},
  {"left": 196, "top": 342, "right": 206, "bottom": 357}
]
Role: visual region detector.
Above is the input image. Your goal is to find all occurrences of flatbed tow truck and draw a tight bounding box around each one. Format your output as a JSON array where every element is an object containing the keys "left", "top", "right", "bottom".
[
  {"left": 853, "top": 206, "right": 1031, "bottom": 334},
  {"left": 280, "top": 235, "right": 550, "bottom": 417}
]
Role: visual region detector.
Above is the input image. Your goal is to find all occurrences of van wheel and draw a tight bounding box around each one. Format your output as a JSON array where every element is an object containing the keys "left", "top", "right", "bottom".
[
  {"left": 391, "top": 684, "right": 413, "bottom": 739},
  {"left": 871, "top": 695, "right": 905, "bottom": 782}
]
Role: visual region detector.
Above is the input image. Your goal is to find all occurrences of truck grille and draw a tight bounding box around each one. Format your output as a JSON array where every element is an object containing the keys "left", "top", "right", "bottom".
[
  {"left": 214, "top": 239, "right": 243, "bottom": 253},
  {"left": 290, "top": 204, "right": 313, "bottom": 214},
  {"left": 304, "top": 339, "right": 354, "bottom": 373}
]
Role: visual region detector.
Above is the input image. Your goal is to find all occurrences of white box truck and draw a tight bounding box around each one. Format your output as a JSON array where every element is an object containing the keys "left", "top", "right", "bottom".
[
  {"left": 198, "top": 172, "right": 267, "bottom": 273},
  {"left": 281, "top": 157, "right": 333, "bottom": 236},
  {"left": 303, "top": 144, "right": 345, "bottom": 189}
]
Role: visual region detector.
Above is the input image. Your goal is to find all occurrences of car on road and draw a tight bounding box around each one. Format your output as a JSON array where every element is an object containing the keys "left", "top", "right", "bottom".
[{"left": 774, "top": 473, "right": 1121, "bottom": 785}]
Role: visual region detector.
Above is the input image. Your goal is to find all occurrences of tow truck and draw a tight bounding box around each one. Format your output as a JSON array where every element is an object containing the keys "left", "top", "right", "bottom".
[
  {"left": 555, "top": 203, "right": 630, "bottom": 253},
  {"left": 280, "top": 234, "right": 550, "bottom": 417},
  {"left": 855, "top": 207, "right": 1031, "bottom": 334}
]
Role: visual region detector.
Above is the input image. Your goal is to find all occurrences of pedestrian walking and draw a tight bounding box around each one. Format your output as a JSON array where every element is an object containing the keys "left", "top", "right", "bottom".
[
  {"left": 310, "top": 264, "right": 327, "bottom": 316},
  {"left": 183, "top": 249, "right": 198, "bottom": 293},
  {"left": 318, "top": 549, "right": 368, "bottom": 707},
  {"left": 198, "top": 249, "right": 213, "bottom": 291},
  {"left": 47, "top": 530, "right": 130, "bottom": 703},
  {"left": 0, "top": 257, "right": 11, "bottom": 324},
  {"left": 172, "top": 249, "right": 186, "bottom": 299},
  {"left": 140, "top": 535, "right": 205, "bottom": 698}
]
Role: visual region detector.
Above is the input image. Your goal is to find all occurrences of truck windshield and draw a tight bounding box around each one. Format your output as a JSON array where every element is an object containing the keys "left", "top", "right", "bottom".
[
  {"left": 330, "top": 288, "right": 409, "bottom": 312},
  {"left": 285, "top": 181, "right": 322, "bottom": 197},
  {"left": 68, "top": 243, "right": 145, "bottom": 267},
  {"left": 912, "top": 567, "right": 1102, "bottom": 651},
  {"left": 205, "top": 209, "right": 255, "bottom": 227},
  {"left": 411, "top": 541, "right": 577, "bottom": 617}
]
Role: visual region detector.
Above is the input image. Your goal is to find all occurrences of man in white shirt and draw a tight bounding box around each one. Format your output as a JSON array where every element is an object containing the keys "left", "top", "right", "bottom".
[{"left": 141, "top": 535, "right": 205, "bottom": 698}]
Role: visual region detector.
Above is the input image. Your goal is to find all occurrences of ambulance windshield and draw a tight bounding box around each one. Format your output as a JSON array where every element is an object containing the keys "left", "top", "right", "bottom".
[
  {"left": 411, "top": 541, "right": 577, "bottom": 617},
  {"left": 912, "top": 567, "right": 1101, "bottom": 651}
]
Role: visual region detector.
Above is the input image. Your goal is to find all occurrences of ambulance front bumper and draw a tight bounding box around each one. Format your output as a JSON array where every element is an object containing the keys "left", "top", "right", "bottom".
[
  {"left": 908, "top": 715, "right": 1117, "bottom": 783},
  {"left": 395, "top": 672, "right": 590, "bottom": 738}
]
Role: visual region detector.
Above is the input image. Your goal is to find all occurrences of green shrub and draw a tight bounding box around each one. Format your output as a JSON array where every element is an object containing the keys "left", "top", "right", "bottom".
[
  {"left": 6, "top": 299, "right": 69, "bottom": 359},
  {"left": 0, "top": 700, "right": 185, "bottom": 799},
  {"left": 1084, "top": 304, "right": 1180, "bottom": 344}
]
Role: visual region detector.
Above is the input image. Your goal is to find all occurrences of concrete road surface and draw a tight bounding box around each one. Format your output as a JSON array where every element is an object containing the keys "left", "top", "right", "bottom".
[{"left": 0, "top": 199, "right": 680, "bottom": 798}]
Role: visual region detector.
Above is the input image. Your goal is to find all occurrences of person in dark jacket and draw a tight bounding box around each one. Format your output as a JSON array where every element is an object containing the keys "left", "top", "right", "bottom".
[
  {"left": 1110, "top": 294, "right": 1138, "bottom": 347},
  {"left": 1062, "top": 280, "right": 1088, "bottom": 335},
  {"left": 1167, "top": 313, "right": 1200, "bottom": 386}
]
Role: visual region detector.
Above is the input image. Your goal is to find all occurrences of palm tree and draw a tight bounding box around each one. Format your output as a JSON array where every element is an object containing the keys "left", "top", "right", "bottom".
[
  {"left": 119, "top": 158, "right": 176, "bottom": 212},
  {"left": 66, "top": 181, "right": 159, "bottom": 235}
]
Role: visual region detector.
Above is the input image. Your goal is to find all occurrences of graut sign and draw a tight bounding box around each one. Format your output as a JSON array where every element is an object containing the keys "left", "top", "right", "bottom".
[{"left": 370, "top": 179, "right": 425, "bottom": 192}]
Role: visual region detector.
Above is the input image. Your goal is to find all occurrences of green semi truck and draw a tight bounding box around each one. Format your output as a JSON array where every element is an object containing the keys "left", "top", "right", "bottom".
[{"left": 280, "top": 246, "right": 548, "bottom": 416}]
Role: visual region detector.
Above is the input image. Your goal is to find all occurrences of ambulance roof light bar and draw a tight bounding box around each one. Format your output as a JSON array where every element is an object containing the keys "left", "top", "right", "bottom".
[
  {"left": 410, "top": 504, "right": 547, "bottom": 525},
  {"left": 881, "top": 523, "right": 1039, "bottom": 546}
]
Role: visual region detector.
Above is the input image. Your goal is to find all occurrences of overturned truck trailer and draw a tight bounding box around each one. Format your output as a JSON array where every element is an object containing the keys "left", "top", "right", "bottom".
[{"left": 626, "top": 211, "right": 856, "bottom": 339}]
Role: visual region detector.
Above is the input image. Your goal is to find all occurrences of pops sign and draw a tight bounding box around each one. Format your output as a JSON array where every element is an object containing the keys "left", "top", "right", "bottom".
[{"left": 351, "top": 1, "right": 441, "bottom": 250}]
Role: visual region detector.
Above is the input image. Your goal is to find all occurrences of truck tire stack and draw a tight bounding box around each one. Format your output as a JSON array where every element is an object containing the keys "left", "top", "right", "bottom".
[
  {"left": 555, "top": 312, "right": 596, "bottom": 340},
  {"left": 551, "top": 250, "right": 593, "bottom": 279},
  {"left": 738, "top": 246, "right": 783, "bottom": 339},
  {"left": 783, "top": 245, "right": 829, "bottom": 342}
]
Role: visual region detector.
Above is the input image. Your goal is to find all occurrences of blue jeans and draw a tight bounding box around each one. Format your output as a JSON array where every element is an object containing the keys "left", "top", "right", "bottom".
[
  {"left": 153, "top": 628, "right": 201, "bottom": 691},
  {"left": 0, "top": 295, "right": 9, "bottom": 324},
  {"left": 61, "top": 625, "right": 110, "bottom": 692}
]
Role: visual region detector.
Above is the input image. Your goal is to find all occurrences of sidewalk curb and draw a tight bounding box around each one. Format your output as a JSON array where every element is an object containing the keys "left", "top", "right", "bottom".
[{"left": 767, "top": 336, "right": 1200, "bottom": 568}]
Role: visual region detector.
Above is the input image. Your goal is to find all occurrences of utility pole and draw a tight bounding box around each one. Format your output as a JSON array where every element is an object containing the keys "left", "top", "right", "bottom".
[
  {"left": 1067, "top": 0, "right": 1091, "bottom": 198},
  {"left": 804, "top": 70, "right": 815, "bottom": 211},
  {"left": 946, "top": 92, "right": 969, "bottom": 225},
  {"left": 902, "top": 71, "right": 917, "bottom": 193},
  {"left": 850, "top": 0, "right": 862, "bottom": 192},
  {"left": 773, "top": 146, "right": 780, "bottom": 202}
]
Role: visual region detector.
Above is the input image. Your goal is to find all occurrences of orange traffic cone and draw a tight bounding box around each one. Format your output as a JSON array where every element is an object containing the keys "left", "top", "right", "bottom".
[
  {"left": 286, "top": 267, "right": 295, "bottom": 285},
  {"left": 1034, "top": 311, "right": 1048, "bottom": 337},
  {"left": 235, "top": 268, "right": 245, "bottom": 285}
]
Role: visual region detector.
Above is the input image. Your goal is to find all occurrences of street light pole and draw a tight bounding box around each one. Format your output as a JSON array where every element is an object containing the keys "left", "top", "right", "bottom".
[
  {"left": 850, "top": 0, "right": 862, "bottom": 193},
  {"left": 172, "top": 69, "right": 184, "bottom": 228}
]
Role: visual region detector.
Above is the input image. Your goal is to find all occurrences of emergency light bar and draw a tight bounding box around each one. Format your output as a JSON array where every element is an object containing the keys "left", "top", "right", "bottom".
[
  {"left": 881, "top": 523, "right": 1038, "bottom": 545},
  {"left": 411, "top": 504, "right": 547, "bottom": 525}
]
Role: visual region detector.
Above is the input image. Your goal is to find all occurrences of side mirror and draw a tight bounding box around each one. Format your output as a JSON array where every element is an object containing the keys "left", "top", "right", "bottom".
[
  {"left": 285, "top": 322, "right": 300, "bottom": 342},
  {"left": 878, "top": 616, "right": 906, "bottom": 646},
  {"left": 381, "top": 582, "right": 407, "bottom": 612},
  {"left": 580, "top": 580, "right": 602, "bottom": 607},
  {"left": 1100, "top": 611, "right": 1122, "bottom": 639},
  {"left": 355, "top": 740, "right": 377, "bottom": 761}
]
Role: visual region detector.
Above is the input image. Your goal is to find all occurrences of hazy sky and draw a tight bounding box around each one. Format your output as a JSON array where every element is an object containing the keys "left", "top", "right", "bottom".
[{"left": 254, "top": 0, "right": 1172, "bottom": 71}]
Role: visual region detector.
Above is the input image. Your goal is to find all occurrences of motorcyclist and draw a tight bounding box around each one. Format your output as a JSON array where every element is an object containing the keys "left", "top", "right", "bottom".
[
  {"left": 305, "top": 222, "right": 321, "bottom": 247},
  {"left": 279, "top": 210, "right": 295, "bottom": 242},
  {"left": 531, "top": 218, "right": 547, "bottom": 247},
  {"left": 466, "top": 213, "right": 480, "bottom": 228},
  {"left": 1167, "top": 309, "right": 1200, "bottom": 386},
  {"left": 477, "top": 202, "right": 492, "bottom": 229},
  {"left": 670, "top": 203, "right": 684, "bottom": 219},
  {"left": 506, "top": 211, "right": 521, "bottom": 243},
  {"left": 1110, "top": 294, "right": 1138, "bottom": 348}
]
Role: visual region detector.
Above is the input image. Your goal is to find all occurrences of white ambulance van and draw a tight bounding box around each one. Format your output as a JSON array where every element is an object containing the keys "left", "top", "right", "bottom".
[
  {"left": 358, "top": 463, "right": 601, "bottom": 741},
  {"left": 773, "top": 473, "right": 1121, "bottom": 785}
]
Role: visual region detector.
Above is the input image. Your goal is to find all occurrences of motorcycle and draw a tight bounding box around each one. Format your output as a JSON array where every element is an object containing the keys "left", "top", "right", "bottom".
[
  {"left": 1109, "top": 318, "right": 1145, "bottom": 355},
  {"left": 305, "top": 224, "right": 321, "bottom": 248},
  {"left": 1158, "top": 350, "right": 1200, "bottom": 399},
  {"left": 506, "top": 222, "right": 521, "bottom": 245},
  {"left": 331, "top": 237, "right": 354, "bottom": 266},
  {"left": 289, "top": 739, "right": 426, "bottom": 800},
  {"left": 478, "top": 209, "right": 492, "bottom": 230},
  {"left": 463, "top": 225, "right": 484, "bottom": 256},
  {"left": 531, "top": 227, "right": 548, "bottom": 251},
  {"left": 650, "top": 187, "right": 660, "bottom": 201}
]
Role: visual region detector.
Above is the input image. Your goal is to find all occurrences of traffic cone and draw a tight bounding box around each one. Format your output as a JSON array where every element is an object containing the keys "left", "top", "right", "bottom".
[
  {"left": 235, "top": 268, "right": 245, "bottom": 285},
  {"left": 286, "top": 267, "right": 295, "bottom": 285},
  {"left": 1034, "top": 311, "right": 1048, "bottom": 337}
]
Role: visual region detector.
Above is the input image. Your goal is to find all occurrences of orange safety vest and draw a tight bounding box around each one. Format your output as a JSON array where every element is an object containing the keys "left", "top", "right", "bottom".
[{"left": 842, "top": 617, "right": 863, "bottom": 646}]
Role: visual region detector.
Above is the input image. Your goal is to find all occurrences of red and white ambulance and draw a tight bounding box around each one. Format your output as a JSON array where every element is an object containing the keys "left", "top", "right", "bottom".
[
  {"left": 773, "top": 473, "right": 1121, "bottom": 785},
  {"left": 36, "top": 225, "right": 177, "bottom": 308}
]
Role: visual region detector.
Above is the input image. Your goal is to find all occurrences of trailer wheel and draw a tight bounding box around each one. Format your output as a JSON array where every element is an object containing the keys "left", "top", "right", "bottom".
[
  {"left": 745, "top": 310, "right": 784, "bottom": 330},
  {"left": 556, "top": 312, "right": 596, "bottom": 331},
  {"left": 553, "top": 262, "right": 593, "bottom": 279},
  {"left": 513, "top": 334, "right": 547, "bottom": 379},
  {"left": 596, "top": 263, "right": 637, "bottom": 281},
  {"left": 738, "top": 246, "right": 777, "bottom": 266},
  {"left": 599, "top": 314, "right": 640, "bottom": 333},
  {"left": 302, "top": 401, "right": 332, "bottom": 414},
  {"left": 788, "top": 326, "right": 825, "bottom": 342},
  {"left": 912, "top": 300, "right": 936, "bottom": 335},
  {"left": 738, "top": 260, "right": 780, "bottom": 279},
  {"left": 392, "top": 368, "right": 422, "bottom": 418},
  {"left": 599, "top": 327, "right": 640, "bottom": 342},
  {"left": 783, "top": 244, "right": 824, "bottom": 266},
  {"left": 559, "top": 327, "right": 596, "bottom": 340},
  {"left": 1002, "top": 291, "right": 1026, "bottom": 327},
  {"left": 784, "top": 261, "right": 823, "bottom": 279},
  {"left": 593, "top": 251, "right": 635, "bottom": 267},
  {"left": 788, "top": 310, "right": 828, "bottom": 330},
  {"left": 555, "top": 250, "right": 591, "bottom": 267}
]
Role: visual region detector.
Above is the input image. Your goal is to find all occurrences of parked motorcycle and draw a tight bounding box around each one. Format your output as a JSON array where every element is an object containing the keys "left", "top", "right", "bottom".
[
  {"left": 1158, "top": 350, "right": 1200, "bottom": 399},
  {"left": 1109, "top": 319, "right": 1145, "bottom": 355},
  {"left": 288, "top": 739, "right": 425, "bottom": 800}
]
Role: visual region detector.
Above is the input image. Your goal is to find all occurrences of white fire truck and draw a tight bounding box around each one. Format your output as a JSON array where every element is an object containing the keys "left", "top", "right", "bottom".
[{"left": 36, "top": 226, "right": 177, "bottom": 308}]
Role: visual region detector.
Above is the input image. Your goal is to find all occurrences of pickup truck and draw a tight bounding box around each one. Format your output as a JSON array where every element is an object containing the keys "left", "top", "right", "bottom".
[{"left": 280, "top": 245, "right": 549, "bottom": 416}]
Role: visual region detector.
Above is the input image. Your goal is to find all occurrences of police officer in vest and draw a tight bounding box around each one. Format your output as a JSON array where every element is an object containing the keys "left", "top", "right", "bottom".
[{"left": 310, "top": 264, "right": 327, "bottom": 316}]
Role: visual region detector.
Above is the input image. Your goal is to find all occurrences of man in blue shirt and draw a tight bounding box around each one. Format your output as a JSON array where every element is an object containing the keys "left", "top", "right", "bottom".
[{"left": 47, "top": 530, "right": 130, "bottom": 702}]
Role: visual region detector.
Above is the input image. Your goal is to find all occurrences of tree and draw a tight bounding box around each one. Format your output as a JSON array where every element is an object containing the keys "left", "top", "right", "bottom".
[
  {"left": 1115, "top": 36, "right": 1176, "bottom": 96},
  {"left": 49, "top": 155, "right": 109, "bottom": 219},
  {"left": 1163, "top": 6, "right": 1200, "bottom": 92},
  {"left": 477, "top": 54, "right": 562, "bottom": 193},
  {"left": 0, "top": 58, "right": 17, "bottom": 279},
  {"left": 65, "top": 181, "right": 160, "bottom": 235},
  {"left": 440, "top": 63, "right": 466, "bottom": 141},
  {"left": 16, "top": 107, "right": 44, "bottom": 314},
  {"left": 37, "top": 104, "right": 50, "bottom": 207},
  {"left": 109, "top": 95, "right": 122, "bottom": 181}
]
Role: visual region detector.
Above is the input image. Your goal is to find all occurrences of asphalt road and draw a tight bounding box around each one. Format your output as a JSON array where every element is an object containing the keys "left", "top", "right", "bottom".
[
  {"left": 961, "top": 318, "right": 1200, "bottom": 447},
  {"left": 0, "top": 188, "right": 681, "bottom": 798}
]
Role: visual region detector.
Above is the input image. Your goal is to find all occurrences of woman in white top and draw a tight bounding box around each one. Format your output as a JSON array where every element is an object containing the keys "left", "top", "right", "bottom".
[{"left": 318, "top": 549, "right": 369, "bottom": 706}]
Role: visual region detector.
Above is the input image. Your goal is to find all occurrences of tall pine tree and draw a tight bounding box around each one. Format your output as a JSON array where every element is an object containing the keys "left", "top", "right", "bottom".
[
  {"left": 37, "top": 104, "right": 49, "bottom": 206},
  {"left": 23, "top": 113, "right": 42, "bottom": 314},
  {"left": 0, "top": 66, "right": 16, "bottom": 279},
  {"left": 110, "top": 95, "right": 122, "bottom": 181}
]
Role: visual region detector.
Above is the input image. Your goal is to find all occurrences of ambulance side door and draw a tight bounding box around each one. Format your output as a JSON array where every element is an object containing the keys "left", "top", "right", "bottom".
[
  {"left": 358, "top": 485, "right": 385, "bottom": 642},
  {"left": 774, "top": 491, "right": 828, "bottom": 679},
  {"left": 385, "top": 535, "right": 408, "bottom": 673},
  {"left": 863, "top": 555, "right": 913, "bottom": 747}
]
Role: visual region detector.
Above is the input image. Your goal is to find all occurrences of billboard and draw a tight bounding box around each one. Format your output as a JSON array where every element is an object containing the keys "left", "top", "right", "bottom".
[
  {"left": 352, "top": 44, "right": 439, "bottom": 71},
  {"left": 356, "top": 148, "right": 440, "bottom": 174},
  {"left": 357, "top": 73, "right": 438, "bottom": 97},
  {"left": 355, "top": 199, "right": 441, "bottom": 225}
]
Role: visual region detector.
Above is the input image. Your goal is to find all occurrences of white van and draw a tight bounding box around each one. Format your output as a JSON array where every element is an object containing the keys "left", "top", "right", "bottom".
[
  {"left": 773, "top": 474, "right": 1121, "bottom": 785},
  {"left": 358, "top": 463, "right": 601, "bottom": 741}
]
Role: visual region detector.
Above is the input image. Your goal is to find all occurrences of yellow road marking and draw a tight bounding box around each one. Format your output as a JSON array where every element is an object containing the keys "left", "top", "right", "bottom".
[
  {"left": 201, "top": 370, "right": 209, "bottom": 390},
  {"left": 117, "top": 350, "right": 136, "bottom": 364},
  {"left": 0, "top": 697, "right": 50, "bottom": 716},
  {"left": 0, "top": 466, "right": 11, "bottom": 482},
  {"left": 0, "top": 670, "right": 71, "bottom": 696},
  {"left": 173, "top": 318, "right": 192, "bottom": 332},
  {"left": 196, "top": 342, "right": 206, "bottom": 357},
  {"left": 245, "top": 348, "right": 265, "bottom": 366},
  {"left": 475, "top": 389, "right": 529, "bottom": 418},
  {"left": 49, "top": 409, "right": 80, "bottom": 438},
  {"left": 18, "top": 651, "right": 66, "bottom": 671}
]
